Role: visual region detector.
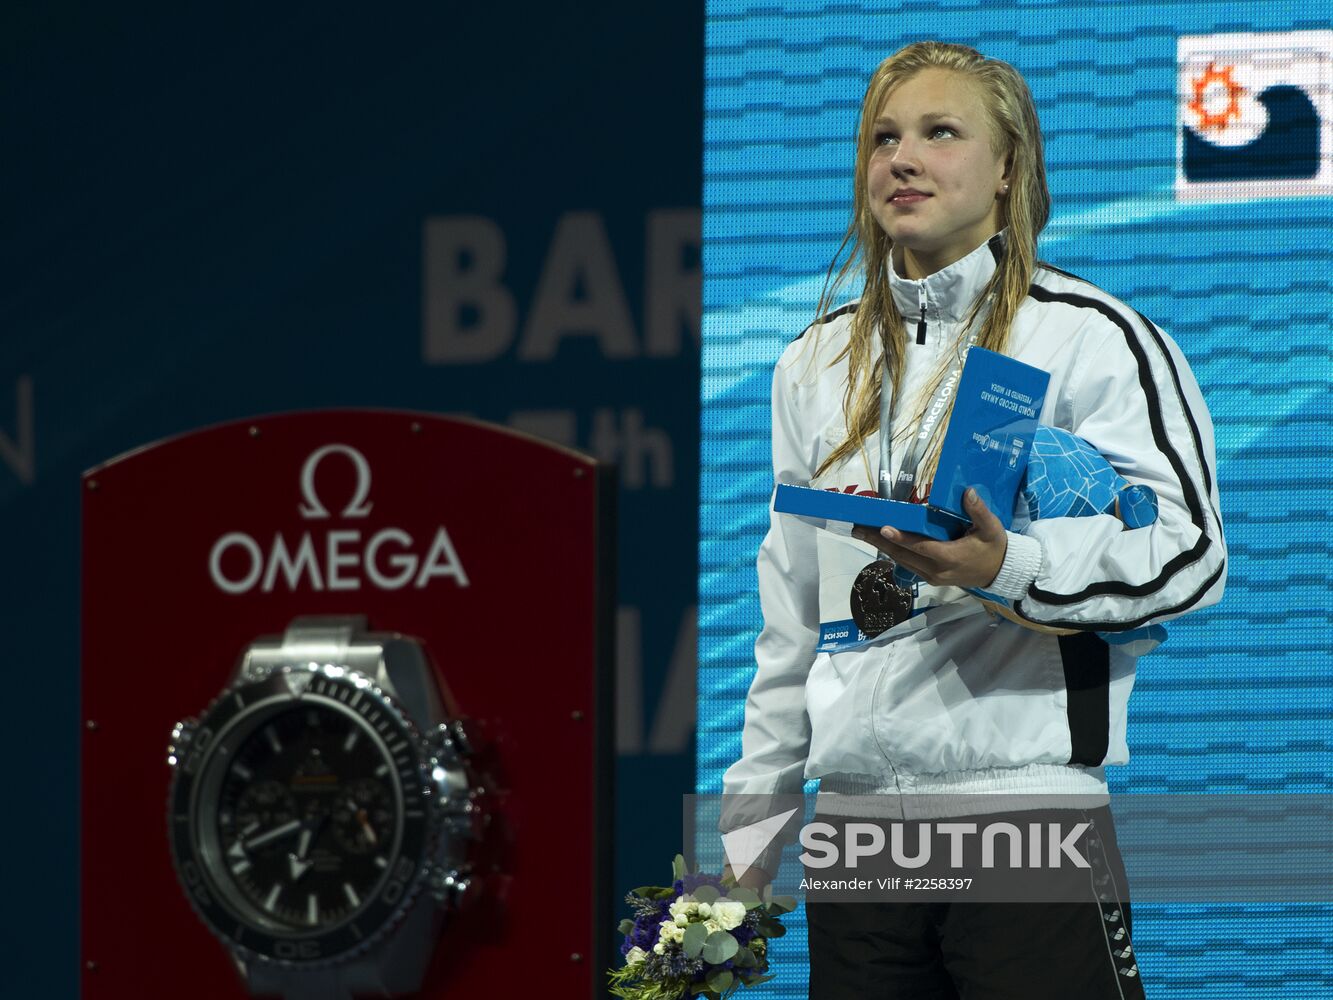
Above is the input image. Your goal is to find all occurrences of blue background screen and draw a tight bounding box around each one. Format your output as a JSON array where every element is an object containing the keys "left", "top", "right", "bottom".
[{"left": 698, "top": 3, "right": 1333, "bottom": 995}]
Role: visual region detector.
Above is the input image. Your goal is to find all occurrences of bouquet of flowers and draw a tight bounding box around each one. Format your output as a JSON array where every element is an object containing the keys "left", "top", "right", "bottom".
[{"left": 608, "top": 854, "right": 795, "bottom": 999}]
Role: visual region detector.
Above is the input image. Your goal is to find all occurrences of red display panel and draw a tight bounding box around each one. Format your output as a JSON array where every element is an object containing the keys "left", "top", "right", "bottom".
[{"left": 81, "top": 410, "right": 614, "bottom": 998}]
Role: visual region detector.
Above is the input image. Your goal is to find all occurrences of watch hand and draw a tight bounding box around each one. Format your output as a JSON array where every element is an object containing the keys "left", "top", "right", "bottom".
[
  {"left": 243, "top": 819, "right": 301, "bottom": 850},
  {"left": 287, "top": 852, "right": 315, "bottom": 881},
  {"left": 356, "top": 809, "right": 378, "bottom": 846},
  {"left": 288, "top": 812, "right": 328, "bottom": 878}
]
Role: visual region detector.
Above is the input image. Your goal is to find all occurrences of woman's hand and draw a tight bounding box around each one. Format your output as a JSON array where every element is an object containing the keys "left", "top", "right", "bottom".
[{"left": 852, "top": 488, "right": 1008, "bottom": 590}]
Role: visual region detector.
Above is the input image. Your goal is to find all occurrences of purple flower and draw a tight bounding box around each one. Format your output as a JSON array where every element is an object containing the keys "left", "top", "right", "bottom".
[
  {"left": 620, "top": 910, "right": 666, "bottom": 955},
  {"left": 675, "top": 872, "right": 724, "bottom": 895}
]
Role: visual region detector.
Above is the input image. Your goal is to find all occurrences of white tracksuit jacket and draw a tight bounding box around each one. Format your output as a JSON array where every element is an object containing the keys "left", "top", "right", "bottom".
[{"left": 723, "top": 233, "right": 1227, "bottom": 816}]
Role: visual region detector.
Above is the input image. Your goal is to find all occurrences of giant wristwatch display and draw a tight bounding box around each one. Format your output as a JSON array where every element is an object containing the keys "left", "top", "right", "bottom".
[{"left": 167, "top": 616, "right": 482, "bottom": 999}]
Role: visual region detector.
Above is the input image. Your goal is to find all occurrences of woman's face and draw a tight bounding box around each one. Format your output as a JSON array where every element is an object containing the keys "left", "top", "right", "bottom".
[{"left": 866, "top": 68, "right": 1009, "bottom": 278}]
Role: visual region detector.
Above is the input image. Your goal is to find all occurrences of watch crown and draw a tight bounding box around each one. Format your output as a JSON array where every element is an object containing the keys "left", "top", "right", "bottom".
[
  {"left": 428, "top": 865, "right": 473, "bottom": 907},
  {"left": 435, "top": 792, "right": 473, "bottom": 816},
  {"left": 444, "top": 807, "right": 481, "bottom": 843},
  {"left": 167, "top": 718, "right": 198, "bottom": 769},
  {"left": 429, "top": 718, "right": 475, "bottom": 760},
  {"left": 448, "top": 718, "right": 475, "bottom": 757}
]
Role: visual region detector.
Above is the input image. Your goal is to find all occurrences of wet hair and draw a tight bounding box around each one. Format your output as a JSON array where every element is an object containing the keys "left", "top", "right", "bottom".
[{"left": 812, "top": 41, "right": 1050, "bottom": 481}]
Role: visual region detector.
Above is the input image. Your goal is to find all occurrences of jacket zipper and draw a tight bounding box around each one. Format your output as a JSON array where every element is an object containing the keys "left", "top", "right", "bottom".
[{"left": 916, "top": 285, "right": 927, "bottom": 345}]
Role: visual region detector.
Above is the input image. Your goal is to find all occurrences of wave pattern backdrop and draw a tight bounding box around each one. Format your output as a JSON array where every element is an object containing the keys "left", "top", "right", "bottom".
[{"left": 698, "top": 3, "right": 1333, "bottom": 997}]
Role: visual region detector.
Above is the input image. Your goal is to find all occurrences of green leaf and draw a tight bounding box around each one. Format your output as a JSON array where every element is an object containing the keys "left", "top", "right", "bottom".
[
  {"left": 692, "top": 884, "right": 720, "bottom": 904},
  {"left": 688, "top": 984, "right": 712, "bottom": 996},
  {"left": 731, "top": 945, "right": 757, "bottom": 969},
  {"left": 701, "top": 930, "right": 739, "bottom": 964},
  {"left": 652, "top": 887, "right": 676, "bottom": 900},
  {"left": 706, "top": 968, "right": 734, "bottom": 993},
  {"left": 617, "top": 918, "right": 635, "bottom": 936},
  {"left": 756, "top": 919, "right": 786, "bottom": 938},
  {"left": 672, "top": 854, "right": 687, "bottom": 881},
  {"left": 769, "top": 894, "right": 797, "bottom": 914},
  {"left": 682, "top": 921, "right": 708, "bottom": 958},
  {"left": 724, "top": 886, "right": 760, "bottom": 909},
  {"left": 630, "top": 885, "right": 665, "bottom": 898}
]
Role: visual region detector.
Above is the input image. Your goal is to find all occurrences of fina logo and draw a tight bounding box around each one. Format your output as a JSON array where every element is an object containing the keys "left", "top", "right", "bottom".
[
  {"left": 208, "top": 443, "right": 470, "bottom": 595},
  {"left": 1177, "top": 30, "right": 1333, "bottom": 199}
]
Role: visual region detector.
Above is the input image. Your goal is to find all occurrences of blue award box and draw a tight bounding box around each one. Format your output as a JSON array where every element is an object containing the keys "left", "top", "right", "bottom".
[{"left": 773, "top": 348, "right": 1050, "bottom": 540}]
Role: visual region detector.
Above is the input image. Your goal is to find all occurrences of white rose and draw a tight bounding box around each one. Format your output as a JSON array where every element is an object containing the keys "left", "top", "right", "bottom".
[
  {"left": 653, "top": 942, "right": 666, "bottom": 955},
  {"left": 626, "top": 947, "right": 647, "bottom": 966},
  {"left": 674, "top": 913, "right": 689, "bottom": 926},
  {"left": 712, "top": 900, "right": 748, "bottom": 931},
  {"left": 704, "top": 919, "right": 722, "bottom": 935},
  {"left": 697, "top": 902, "right": 711, "bottom": 917},
  {"left": 669, "top": 898, "right": 694, "bottom": 922}
]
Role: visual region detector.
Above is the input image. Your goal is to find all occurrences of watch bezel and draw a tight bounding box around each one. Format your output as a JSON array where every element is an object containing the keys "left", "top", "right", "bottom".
[{"left": 168, "top": 663, "right": 435, "bottom": 967}]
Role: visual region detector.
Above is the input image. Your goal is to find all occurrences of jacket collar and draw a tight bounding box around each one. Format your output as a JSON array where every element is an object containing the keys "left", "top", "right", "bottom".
[{"left": 889, "top": 231, "right": 1006, "bottom": 326}]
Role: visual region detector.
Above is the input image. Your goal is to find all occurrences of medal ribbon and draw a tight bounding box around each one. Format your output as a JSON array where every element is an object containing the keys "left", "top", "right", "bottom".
[
  {"left": 845, "top": 284, "right": 990, "bottom": 641},
  {"left": 877, "top": 328, "right": 981, "bottom": 503}
]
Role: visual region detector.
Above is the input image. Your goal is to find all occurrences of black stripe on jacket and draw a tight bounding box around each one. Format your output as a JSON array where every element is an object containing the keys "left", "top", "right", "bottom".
[
  {"left": 1013, "top": 281, "right": 1221, "bottom": 630},
  {"left": 1059, "top": 631, "right": 1111, "bottom": 766},
  {"left": 797, "top": 302, "right": 857, "bottom": 339}
]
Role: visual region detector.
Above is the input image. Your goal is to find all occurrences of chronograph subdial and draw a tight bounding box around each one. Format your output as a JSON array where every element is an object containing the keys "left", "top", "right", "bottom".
[
  {"left": 333, "top": 778, "right": 395, "bottom": 855},
  {"left": 233, "top": 780, "right": 297, "bottom": 846}
]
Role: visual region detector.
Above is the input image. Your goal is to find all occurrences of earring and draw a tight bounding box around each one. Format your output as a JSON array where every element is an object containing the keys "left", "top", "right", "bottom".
[{"left": 1001, "top": 183, "right": 1010, "bottom": 194}]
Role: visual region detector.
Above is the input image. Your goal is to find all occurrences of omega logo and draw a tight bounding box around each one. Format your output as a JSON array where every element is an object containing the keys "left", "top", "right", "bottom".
[
  {"left": 208, "top": 443, "right": 470, "bottom": 595},
  {"left": 298, "top": 444, "right": 374, "bottom": 519}
]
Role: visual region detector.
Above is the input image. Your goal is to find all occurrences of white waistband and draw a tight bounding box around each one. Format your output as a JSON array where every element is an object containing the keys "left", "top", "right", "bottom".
[{"left": 816, "top": 764, "right": 1110, "bottom": 819}]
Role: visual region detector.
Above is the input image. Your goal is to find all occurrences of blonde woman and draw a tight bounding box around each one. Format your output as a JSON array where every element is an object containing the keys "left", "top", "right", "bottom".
[{"left": 723, "top": 42, "right": 1225, "bottom": 998}]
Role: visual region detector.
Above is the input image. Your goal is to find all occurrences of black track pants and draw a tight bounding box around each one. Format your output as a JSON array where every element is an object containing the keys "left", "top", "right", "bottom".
[{"left": 805, "top": 806, "right": 1144, "bottom": 999}]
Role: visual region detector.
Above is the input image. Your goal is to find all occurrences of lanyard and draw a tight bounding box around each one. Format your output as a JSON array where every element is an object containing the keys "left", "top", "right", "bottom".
[{"left": 877, "top": 326, "right": 981, "bottom": 503}]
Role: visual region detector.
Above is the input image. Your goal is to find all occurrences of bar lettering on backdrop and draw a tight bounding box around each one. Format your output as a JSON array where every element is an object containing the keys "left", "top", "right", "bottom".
[{"left": 424, "top": 210, "right": 701, "bottom": 363}]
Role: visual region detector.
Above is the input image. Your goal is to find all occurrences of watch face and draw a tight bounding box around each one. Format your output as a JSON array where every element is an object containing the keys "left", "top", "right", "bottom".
[
  {"left": 169, "top": 667, "right": 432, "bottom": 964},
  {"left": 216, "top": 703, "right": 400, "bottom": 928}
]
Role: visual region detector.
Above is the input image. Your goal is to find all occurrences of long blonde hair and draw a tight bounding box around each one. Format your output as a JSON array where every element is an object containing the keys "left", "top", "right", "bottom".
[{"left": 812, "top": 41, "right": 1050, "bottom": 482}]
